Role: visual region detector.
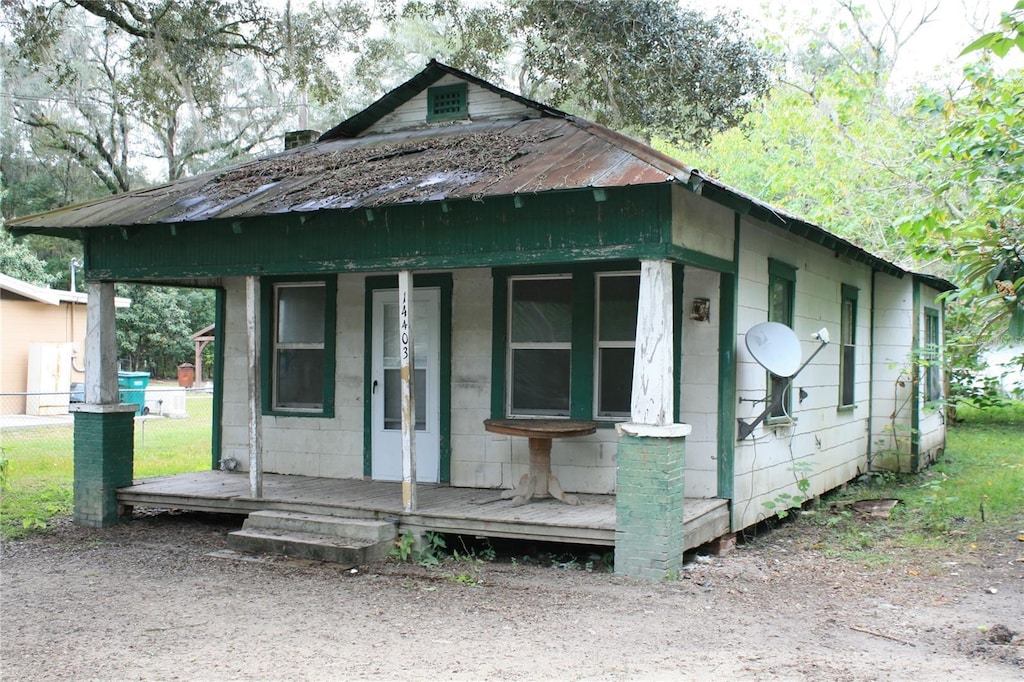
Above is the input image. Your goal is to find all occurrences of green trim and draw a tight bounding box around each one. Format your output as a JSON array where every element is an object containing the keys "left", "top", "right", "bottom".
[
  {"left": 911, "top": 279, "right": 921, "bottom": 469},
  {"left": 839, "top": 283, "right": 859, "bottom": 408},
  {"left": 210, "top": 287, "right": 226, "bottom": 470},
  {"left": 491, "top": 262, "right": 641, "bottom": 421},
  {"left": 426, "top": 83, "right": 468, "bottom": 122},
  {"left": 867, "top": 271, "right": 876, "bottom": 468},
  {"left": 768, "top": 258, "right": 797, "bottom": 417},
  {"left": 665, "top": 245, "right": 736, "bottom": 274},
  {"left": 716, "top": 214, "right": 740, "bottom": 504},
  {"left": 490, "top": 275, "right": 508, "bottom": 419},
  {"left": 259, "top": 275, "right": 337, "bottom": 418},
  {"left": 362, "top": 274, "right": 453, "bottom": 483},
  {"left": 570, "top": 273, "right": 595, "bottom": 420}
]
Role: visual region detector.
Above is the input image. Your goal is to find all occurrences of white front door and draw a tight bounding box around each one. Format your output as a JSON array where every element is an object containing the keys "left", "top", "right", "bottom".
[{"left": 371, "top": 288, "right": 440, "bottom": 482}]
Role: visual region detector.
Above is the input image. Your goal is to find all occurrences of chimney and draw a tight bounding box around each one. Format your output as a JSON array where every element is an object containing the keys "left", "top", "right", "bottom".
[{"left": 284, "top": 129, "right": 321, "bottom": 151}]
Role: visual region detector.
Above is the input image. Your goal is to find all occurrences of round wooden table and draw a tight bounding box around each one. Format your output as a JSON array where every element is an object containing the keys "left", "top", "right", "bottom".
[{"left": 483, "top": 418, "right": 597, "bottom": 506}]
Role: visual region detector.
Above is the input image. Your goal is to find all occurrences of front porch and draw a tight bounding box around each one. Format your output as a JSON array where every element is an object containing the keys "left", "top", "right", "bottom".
[{"left": 117, "top": 470, "right": 730, "bottom": 551}]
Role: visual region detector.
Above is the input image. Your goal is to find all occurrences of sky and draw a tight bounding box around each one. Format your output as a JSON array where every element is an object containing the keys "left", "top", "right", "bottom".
[{"left": 685, "top": 0, "right": 1018, "bottom": 89}]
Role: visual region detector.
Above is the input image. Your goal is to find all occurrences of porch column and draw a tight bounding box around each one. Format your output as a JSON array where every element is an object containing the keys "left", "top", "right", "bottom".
[
  {"left": 615, "top": 260, "right": 690, "bottom": 580},
  {"left": 245, "top": 276, "right": 263, "bottom": 497},
  {"left": 398, "top": 270, "right": 417, "bottom": 512},
  {"left": 72, "top": 282, "right": 137, "bottom": 527}
]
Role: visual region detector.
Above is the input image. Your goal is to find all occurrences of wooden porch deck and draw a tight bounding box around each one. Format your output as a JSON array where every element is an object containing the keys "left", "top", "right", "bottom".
[{"left": 118, "top": 470, "right": 731, "bottom": 549}]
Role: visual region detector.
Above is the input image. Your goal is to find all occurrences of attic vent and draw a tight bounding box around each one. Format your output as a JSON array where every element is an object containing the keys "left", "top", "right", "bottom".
[{"left": 427, "top": 83, "right": 468, "bottom": 122}]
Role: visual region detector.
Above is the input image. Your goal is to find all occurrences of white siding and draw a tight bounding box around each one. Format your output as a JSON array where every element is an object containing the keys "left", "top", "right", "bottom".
[
  {"left": 368, "top": 75, "right": 540, "bottom": 135},
  {"left": 671, "top": 185, "right": 734, "bottom": 261},
  {"left": 680, "top": 267, "right": 721, "bottom": 497},
  {"left": 870, "top": 275, "right": 916, "bottom": 471},
  {"left": 731, "top": 217, "right": 874, "bottom": 530}
]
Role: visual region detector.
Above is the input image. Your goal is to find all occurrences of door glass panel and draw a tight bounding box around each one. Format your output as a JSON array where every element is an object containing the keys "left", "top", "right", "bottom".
[
  {"left": 383, "top": 302, "right": 430, "bottom": 369},
  {"left": 383, "top": 368, "right": 426, "bottom": 430}
]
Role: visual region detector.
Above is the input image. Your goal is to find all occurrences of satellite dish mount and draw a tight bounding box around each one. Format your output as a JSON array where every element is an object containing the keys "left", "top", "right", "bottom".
[{"left": 737, "top": 322, "right": 830, "bottom": 440}]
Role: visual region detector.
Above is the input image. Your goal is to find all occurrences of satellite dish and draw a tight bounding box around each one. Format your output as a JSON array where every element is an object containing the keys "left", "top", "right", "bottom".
[{"left": 745, "top": 322, "right": 801, "bottom": 378}]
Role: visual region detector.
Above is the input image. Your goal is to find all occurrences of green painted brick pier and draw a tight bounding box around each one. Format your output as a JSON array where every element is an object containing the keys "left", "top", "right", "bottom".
[{"left": 73, "top": 406, "right": 137, "bottom": 527}]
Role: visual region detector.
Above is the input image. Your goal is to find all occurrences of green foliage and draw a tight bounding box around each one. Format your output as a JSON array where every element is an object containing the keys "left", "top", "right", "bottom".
[
  {"left": 901, "top": 61, "right": 1024, "bottom": 339},
  {"left": 0, "top": 393, "right": 213, "bottom": 539},
  {"left": 115, "top": 284, "right": 214, "bottom": 378},
  {"left": 515, "top": 0, "right": 771, "bottom": 145},
  {"left": 805, "top": 401, "right": 1024, "bottom": 561},
  {"left": 390, "top": 530, "right": 448, "bottom": 567},
  {"left": 960, "top": 0, "right": 1024, "bottom": 58},
  {"left": 0, "top": 227, "right": 54, "bottom": 286}
]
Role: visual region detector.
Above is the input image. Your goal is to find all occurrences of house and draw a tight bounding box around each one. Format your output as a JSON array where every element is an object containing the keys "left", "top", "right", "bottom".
[
  {"left": 0, "top": 272, "right": 129, "bottom": 415},
  {"left": 7, "top": 61, "right": 952, "bottom": 579}
]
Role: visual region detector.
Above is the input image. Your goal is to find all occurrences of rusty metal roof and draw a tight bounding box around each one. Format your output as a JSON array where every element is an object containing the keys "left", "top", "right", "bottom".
[
  {"left": 8, "top": 115, "right": 689, "bottom": 230},
  {"left": 7, "top": 60, "right": 941, "bottom": 282}
]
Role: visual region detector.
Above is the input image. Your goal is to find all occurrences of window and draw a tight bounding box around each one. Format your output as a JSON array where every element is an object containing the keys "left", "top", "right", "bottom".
[
  {"left": 768, "top": 259, "right": 796, "bottom": 419},
  {"left": 427, "top": 83, "right": 468, "bottom": 122},
  {"left": 839, "top": 284, "right": 858, "bottom": 407},
  {"left": 924, "top": 308, "right": 941, "bottom": 402},
  {"left": 595, "top": 273, "right": 640, "bottom": 418},
  {"left": 264, "top": 278, "right": 336, "bottom": 416},
  {"left": 499, "top": 267, "right": 643, "bottom": 421},
  {"left": 508, "top": 276, "right": 573, "bottom": 416}
]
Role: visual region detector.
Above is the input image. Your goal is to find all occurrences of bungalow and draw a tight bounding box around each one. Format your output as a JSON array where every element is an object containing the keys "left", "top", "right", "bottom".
[{"left": 7, "top": 61, "right": 952, "bottom": 579}]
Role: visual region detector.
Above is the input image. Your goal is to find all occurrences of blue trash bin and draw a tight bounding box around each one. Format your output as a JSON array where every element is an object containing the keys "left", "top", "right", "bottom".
[{"left": 117, "top": 371, "right": 151, "bottom": 415}]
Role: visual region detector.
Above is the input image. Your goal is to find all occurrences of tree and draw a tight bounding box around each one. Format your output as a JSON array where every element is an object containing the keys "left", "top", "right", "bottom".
[
  {"left": 659, "top": 1, "right": 939, "bottom": 262},
  {"left": 0, "top": 226, "right": 53, "bottom": 286},
  {"left": 115, "top": 284, "right": 213, "bottom": 377},
  {"left": 513, "top": 0, "right": 771, "bottom": 144},
  {"left": 3, "top": 0, "right": 366, "bottom": 201},
  {"left": 901, "top": 60, "right": 1024, "bottom": 338}
]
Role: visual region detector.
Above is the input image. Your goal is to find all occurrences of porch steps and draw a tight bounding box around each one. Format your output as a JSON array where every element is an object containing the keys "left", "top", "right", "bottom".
[{"left": 227, "top": 510, "right": 396, "bottom": 565}]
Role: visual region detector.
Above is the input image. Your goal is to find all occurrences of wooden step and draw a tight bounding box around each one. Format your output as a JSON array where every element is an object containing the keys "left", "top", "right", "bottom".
[
  {"left": 227, "top": 510, "right": 397, "bottom": 564},
  {"left": 241, "top": 510, "right": 395, "bottom": 542},
  {"left": 227, "top": 528, "right": 393, "bottom": 565}
]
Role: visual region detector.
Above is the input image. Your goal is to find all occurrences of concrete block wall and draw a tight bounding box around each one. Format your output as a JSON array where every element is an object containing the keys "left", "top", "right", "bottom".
[{"left": 731, "top": 217, "right": 874, "bottom": 530}]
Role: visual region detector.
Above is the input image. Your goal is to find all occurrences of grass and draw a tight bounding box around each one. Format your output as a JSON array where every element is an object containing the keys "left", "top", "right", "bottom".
[
  {"left": 0, "top": 392, "right": 212, "bottom": 539},
  {"left": 800, "top": 401, "right": 1024, "bottom": 563}
]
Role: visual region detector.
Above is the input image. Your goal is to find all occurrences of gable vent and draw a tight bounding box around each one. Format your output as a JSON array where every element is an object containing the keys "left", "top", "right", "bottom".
[{"left": 427, "top": 83, "right": 468, "bottom": 122}]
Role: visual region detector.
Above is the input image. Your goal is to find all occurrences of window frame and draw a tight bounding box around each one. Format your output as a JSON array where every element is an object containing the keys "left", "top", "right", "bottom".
[
  {"left": 839, "top": 284, "right": 858, "bottom": 409},
  {"left": 767, "top": 259, "right": 797, "bottom": 420},
  {"left": 593, "top": 271, "right": 640, "bottom": 420},
  {"left": 923, "top": 307, "right": 942, "bottom": 403},
  {"left": 260, "top": 276, "right": 337, "bottom": 418},
  {"left": 492, "top": 263, "right": 652, "bottom": 423},
  {"left": 506, "top": 273, "right": 574, "bottom": 418}
]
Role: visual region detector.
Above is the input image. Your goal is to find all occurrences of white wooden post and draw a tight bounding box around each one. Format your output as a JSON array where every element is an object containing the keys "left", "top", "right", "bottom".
[
  {"left": 399, "top": 270, "right": 417, "bottom": 512},
  {"left": 84, "top": 282, "right": 120, "bottom": 405},
  {"left": 631, "top": 260, "right": 675, "bottom": 426},
  {"left": 245, "top": 276, "right": 263, "bottom": 498}
]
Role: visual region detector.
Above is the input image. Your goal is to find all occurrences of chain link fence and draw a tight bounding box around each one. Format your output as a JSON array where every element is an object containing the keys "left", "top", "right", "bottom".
[{"left": 0, "top": 385, "right": 215, "bottom": 475}]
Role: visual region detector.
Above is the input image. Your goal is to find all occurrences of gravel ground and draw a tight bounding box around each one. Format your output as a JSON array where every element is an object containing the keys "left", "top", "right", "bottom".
[{"left": 2, "top": 510, "right": 1022, "bottom": 681}]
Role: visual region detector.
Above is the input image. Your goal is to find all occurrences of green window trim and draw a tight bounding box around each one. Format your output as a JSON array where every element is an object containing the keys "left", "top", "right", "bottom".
[
  {"left": 839, "top": 283, "right": 859, "bottom": 408},
  {"left": 491, "top": 261, "right": 666, "bottom": 423},
  {"left": 767, "top": 258, "right": 797, "bottom": 420},
  {"left": 259, "top": 275, "right": 337, "bottom": 418},
  {"left": 923, "top": 307, "right": 942, "bottom": 403},
  {"left": 427, "top": 83, "right": 468, "bottom": 122}
]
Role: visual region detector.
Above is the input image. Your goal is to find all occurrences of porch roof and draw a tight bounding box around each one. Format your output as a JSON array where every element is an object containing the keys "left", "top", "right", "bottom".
[{"left": 8, "top": 61, "right": 920, "bottom": 280}]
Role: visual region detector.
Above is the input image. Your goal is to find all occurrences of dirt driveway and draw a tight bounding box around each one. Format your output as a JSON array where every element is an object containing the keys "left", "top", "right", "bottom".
[{"left": 2, "top": 511, "right": 1022, "bottom": 681}]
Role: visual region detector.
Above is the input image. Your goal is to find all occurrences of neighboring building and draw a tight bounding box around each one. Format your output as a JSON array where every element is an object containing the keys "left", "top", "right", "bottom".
[
  {"left": 0, "top": 272, "right": 128, "bottom": 415},
  {"left": 8, "top": 62, "right": 952, "bottom": 578}
]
